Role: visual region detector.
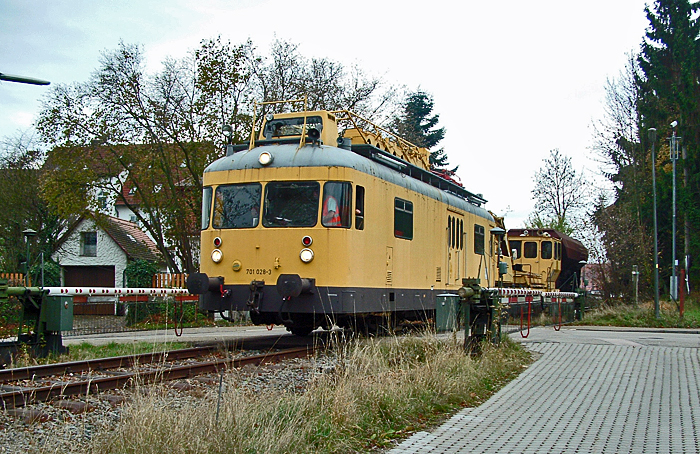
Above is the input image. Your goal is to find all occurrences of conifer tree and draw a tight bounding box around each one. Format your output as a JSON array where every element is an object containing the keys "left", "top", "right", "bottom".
[
  {"left": 391, "top": 90, "right": 455, "bottom": 171},
  {"left": 638, "top": 0, "right": 700, "bottom": 289}
]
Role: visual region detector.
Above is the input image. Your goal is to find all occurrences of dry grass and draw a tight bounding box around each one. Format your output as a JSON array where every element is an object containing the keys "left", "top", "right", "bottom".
[{"left": 85, "top": 333, "right": 529, "bottom": 454}]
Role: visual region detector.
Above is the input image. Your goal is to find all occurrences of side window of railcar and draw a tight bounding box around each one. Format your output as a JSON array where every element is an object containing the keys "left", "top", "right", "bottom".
[
  {"left": 394, "top": 198, "right": 413, "bottom": 240},
  {"left": 263, "top": 181, "right": 319, "bottom": 227},
  {"left": 447, "top": 216, "right": 464, "bottom": 250},
  {"left": 541, "top": 241, "right": 553, "bottom": 259},
  {"left": 355, "top": 186, "right": 365, "bottom": 230},
  {"left": 322, "top": 182, "right": 352, "bottom": 228},
  {"left": 509, "top": 240, "right": 522, "bottom": 259},
  {"left": 474, "top": 224, "right": 485, "bottom": 254},
  {"left": 212, "top": 183, "right": 261, "bottom": 229},
  {"left": 201, "top": 186, "right": 213, "bottom": 230},
  {"left": 524, "top": 241, "right": 538, "bottom": 258},
  {"left": 555, "top": 242, "right": 561, "bottom": 260}
]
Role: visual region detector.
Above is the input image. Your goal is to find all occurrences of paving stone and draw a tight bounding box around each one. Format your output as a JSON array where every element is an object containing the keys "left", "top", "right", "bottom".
[{"left": 389, "top": 331, "right": 700, "bottom": 453}]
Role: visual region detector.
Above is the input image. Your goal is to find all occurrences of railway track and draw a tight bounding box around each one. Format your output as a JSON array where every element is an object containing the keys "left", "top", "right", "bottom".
[{"left": 0, "top": 346, "right": 314, "bottom": 409}]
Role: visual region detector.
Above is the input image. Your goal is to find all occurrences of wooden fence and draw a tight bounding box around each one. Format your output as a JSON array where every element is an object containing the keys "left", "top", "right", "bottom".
[
  {"left": 152, "top": 273, "right": 189, "bottom": 289},
  {"left": 0, "top": 273, "right": 30, "bottom": 286}
]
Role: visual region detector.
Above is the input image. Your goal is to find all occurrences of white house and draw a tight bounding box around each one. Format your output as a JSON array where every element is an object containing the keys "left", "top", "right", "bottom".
[{"left": 53, "top": 214, "right": 162, "bottom": 288}]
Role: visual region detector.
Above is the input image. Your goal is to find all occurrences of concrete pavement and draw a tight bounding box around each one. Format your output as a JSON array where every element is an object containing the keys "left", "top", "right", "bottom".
[{"left": 390, "top": 326, "right": 700, "bottom": 453}]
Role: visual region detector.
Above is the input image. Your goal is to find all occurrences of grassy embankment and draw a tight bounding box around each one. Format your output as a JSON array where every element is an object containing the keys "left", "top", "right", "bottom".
[
  {"left": 84, "top": 333, "right": 530, "bottom": 454},
  {"left": 578, "top": 297, "right": 700, "bottom": 329},
  {"left": 9, "top": 341, "right": 193, "bottom": 368}
]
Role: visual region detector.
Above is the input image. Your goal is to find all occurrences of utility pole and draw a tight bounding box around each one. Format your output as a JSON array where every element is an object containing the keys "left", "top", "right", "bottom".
[{"left": 649, "top": 128, "right": 660, "bottom": 319}]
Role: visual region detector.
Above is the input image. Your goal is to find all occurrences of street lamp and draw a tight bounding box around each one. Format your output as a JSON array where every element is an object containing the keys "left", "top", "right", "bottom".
[
  {"left": 649, "top": 127, "right": 660, "bottom": 319},
  {"left": 23, "top": 228, "right": 37, "bottom": 286},
  {"left": 670, "top": 121, "right": 680, "bottom": 302}
]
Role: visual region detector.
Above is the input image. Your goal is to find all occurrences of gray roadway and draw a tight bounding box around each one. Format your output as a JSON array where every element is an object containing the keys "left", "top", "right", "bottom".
[{"left": 390, "top": 326, "right": 700, "bottom": 453}]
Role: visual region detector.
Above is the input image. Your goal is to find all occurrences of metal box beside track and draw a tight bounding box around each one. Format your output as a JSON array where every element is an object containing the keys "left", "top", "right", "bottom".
[
  {"left": 435, "top": 294, "right": 461, "bottom": 332},
  {"left": 42, "top": 296, "right": 73, "bottom": 332}
]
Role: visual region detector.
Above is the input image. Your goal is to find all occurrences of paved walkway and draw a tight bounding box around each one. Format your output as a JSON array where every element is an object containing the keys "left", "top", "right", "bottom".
[{"left": 390, "top": 327, "right": 700, "bottom": 453}]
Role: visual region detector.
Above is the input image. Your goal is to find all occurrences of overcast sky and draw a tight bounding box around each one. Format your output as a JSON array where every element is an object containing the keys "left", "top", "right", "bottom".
[{"left": 1, "top": 0, "right": 650, "bottom": 228}]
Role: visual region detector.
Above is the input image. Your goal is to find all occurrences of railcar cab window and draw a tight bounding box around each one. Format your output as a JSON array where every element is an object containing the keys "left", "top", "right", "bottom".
[
  {"left": 524, "top": 241, "right": 538, "bottom": 258},
  {"left": 474, "top": 224, "right": 485, "bottom": 254},
  {"left": 212, "top": 183, "right": 262, "bottom": 229},
  {"left": 263, "top": 181, "right": 319, "bottom": 227},
  {"left": 394, "top": 198, "right": 413, "bottom": 240},
  {"left": 201, "top": 186, "right": 213, "bottom": 230},
  {"left": 322, "top": 182, "right": 351, "bottom": 228},
  {"left": 263, "top": 116, "right": 323, "bottom": 139},
  {"left": 509, "top": 240, "right": 522, "bottom": 259},
  {"left": 541, "top": 241, "right": 553, "bottom": 259}
]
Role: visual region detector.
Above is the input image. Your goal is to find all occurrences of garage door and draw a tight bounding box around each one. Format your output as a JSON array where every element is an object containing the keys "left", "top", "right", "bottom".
[
  {"left": 64, "top": 266, "right": 115, "bottom": 315},
  {"left": 64, "top": 266, "right": 115, "bottom": 287}
]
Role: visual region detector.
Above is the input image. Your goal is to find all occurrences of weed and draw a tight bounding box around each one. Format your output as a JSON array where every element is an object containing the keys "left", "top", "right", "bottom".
[{"left": 90, "top": 333, "right": 530, "bottom": 454}]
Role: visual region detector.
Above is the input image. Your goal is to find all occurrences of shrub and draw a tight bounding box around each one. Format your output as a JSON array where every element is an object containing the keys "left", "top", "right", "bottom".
[{"left": 124, "top": 260, "right": 160, "bottom": 288}]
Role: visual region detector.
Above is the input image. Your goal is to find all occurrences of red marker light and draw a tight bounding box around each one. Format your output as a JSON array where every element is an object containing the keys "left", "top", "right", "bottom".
[
  {"left": 213, "top": 237, "right": 222, "bottom": 247},
  {"left": 302, "top": 236, "right": 313, "bottom": 247}
]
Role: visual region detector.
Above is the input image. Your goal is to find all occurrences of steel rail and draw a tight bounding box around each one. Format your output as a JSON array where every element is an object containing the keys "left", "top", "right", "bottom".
[
  {"left": 0, "top": 346, "right": 222, "bottom": 383},
  {"left": 0, "top": 346, "right": 313, "bottom": 408}
]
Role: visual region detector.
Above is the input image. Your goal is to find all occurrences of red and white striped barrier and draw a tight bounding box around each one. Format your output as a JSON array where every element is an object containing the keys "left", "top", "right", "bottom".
[
  {"left": 543, "top": 291, "right": 578, "bottom": 299},
  {"left": 44, "top": 287, "right": 190, "bottom": 296},
  {"left": 489, "top": 288, "right": 543, "bottom": 297}
]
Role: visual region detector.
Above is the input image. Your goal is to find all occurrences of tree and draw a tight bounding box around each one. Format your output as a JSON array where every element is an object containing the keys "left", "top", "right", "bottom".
[
  {"left": 527, "top": 149, "right": 588, "bottom": 236},
  {"left": 38, "top": 42, "right": 236, "bottom": 273},
  {"left": 637, "top": 0, "right": 700, "bottom": 290},
  {"left": 246, "top": 39, "right": 398, "bottom": 122},
  {"left": 0, "top": 132, "right": 67, "bottom": 274},
  {"left": 589, "top": 56, "right": 656, "bottom": 299},
  {"left": 390, "top": 90, "right": 454, "bottom": 171}
]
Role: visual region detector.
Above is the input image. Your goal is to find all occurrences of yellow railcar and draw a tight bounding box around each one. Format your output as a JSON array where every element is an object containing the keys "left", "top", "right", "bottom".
[
  {"left": 188, "top": 104, "right": 500, "bottom": 335},
  {"left": 506, "top": 229, "right": 587, "bottom": 292}
]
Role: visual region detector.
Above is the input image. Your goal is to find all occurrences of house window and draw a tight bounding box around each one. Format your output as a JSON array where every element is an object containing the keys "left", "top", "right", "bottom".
[
  {"left": 81, "top": 231, "right": 97, "bottom": 257},
  {"left": 394, "top": 198, "right": 413, "bottom": 240}
]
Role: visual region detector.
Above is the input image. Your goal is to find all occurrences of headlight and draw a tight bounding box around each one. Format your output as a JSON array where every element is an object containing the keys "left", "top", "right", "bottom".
[
  {"left": 258, "top": 151, "right": 274, "bottom": 166},
  {"left": 211, "top": 249, "right": 223, "bottom": 263},
  {"left": 299, "top": 248, "right": 314, "bottom": 263}
]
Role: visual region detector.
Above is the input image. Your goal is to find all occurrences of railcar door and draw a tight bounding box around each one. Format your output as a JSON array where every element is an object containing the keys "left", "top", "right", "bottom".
[{"left": 447, "top": 215, "right": 464, "bottom": 287}]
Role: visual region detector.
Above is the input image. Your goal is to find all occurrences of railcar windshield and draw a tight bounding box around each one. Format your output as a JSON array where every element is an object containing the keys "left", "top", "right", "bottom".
[
  {"left": 263, "top": 182, "right": 319, "bottom": 227},
  {"left": 212, "top": 183, "right": 262, "bottom": 229},
  {"left": 263, "top": 116, "right": 323, "bottom": 138}
]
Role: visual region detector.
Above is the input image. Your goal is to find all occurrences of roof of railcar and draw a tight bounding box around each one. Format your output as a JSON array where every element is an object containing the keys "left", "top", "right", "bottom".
[{"left": 205, "top": 142, "right": 493, "bottom": 222}]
